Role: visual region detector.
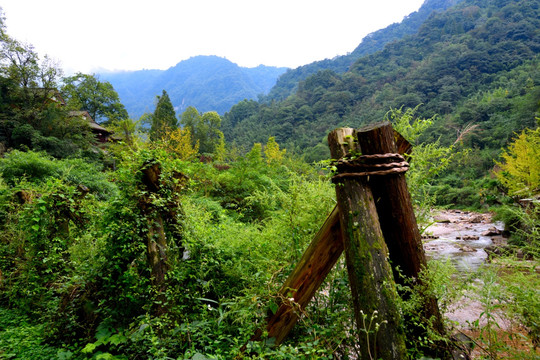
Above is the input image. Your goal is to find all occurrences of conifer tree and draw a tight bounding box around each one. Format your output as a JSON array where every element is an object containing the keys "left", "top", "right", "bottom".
[{"left": 150, "top": 90, "right": 177, "bottom": 141}]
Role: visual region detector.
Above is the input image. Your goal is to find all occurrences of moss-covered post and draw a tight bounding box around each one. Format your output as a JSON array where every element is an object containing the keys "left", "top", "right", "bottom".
[
  {"left": 328, "top": 128, "right": 407, "bottom": 359},
  {"left": 140, "top": 162, "right": 170, "bottom": 291},
  {"left": 355, "top": 122, "right": 445, "bottom": 340}
]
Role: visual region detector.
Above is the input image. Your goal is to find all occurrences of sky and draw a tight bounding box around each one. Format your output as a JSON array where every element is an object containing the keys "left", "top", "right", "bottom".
[{"left": 1, "top": 0, "right": 425, "bottom": 74}]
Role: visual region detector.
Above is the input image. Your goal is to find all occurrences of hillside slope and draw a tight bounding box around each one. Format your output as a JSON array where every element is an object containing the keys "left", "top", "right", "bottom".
[
  {"left": 265, "top": 0, "right": 463, "bottom": 101},
  {"left": 223, "top": 0, "right": 540, "bottom": 164}
]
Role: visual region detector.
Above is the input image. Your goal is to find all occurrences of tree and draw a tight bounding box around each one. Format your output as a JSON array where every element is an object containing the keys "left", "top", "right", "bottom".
[
  {"left": 158, "top": 127, "right": 199, "bottom": 160},
  {"left": 180, "top": 106, "right": 224, "bottom": 154},
  {"left": 109, "top": 118, "right": 144, "bottom": 150},
  {"left": 496, "top": 126, "right": 540, "bottom": 197},
  {"left": 149, "top": 90, "right": 177, "bottom": 142},
  {"left": 0, "top": 21, "right": 94, "bottom": 156},
  {"left": 264, "top": 136, "right": 286, "bottom": 164},
  {"left": 61, "top": 73, "right": 128, "bottom": 124}
]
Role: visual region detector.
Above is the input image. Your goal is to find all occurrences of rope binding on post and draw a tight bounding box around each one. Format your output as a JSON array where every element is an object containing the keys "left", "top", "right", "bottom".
[{"left": 332, "top": 153, "right": 409, "bottom": 182}]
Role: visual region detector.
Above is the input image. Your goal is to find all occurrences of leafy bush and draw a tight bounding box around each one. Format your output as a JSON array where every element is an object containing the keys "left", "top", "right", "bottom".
[
  {"left": 495, "top": 203, "right": 540, "bottom": 259},
  {"left": 0, "top": 308, "right": 59, "bottom": 359},
  {"left": 0, "top": 150, "right": 117, "bottom": 200},
  {"left": 0, "top": 150, "right": 58, "bottom": 182}
]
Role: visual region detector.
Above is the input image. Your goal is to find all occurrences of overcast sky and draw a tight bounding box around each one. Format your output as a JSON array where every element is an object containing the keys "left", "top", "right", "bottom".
[{"left": 1, "top": 0, "right": 425, "bottom": 74}]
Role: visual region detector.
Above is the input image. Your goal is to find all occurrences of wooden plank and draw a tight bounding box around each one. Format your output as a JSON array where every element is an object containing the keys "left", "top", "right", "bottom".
[
  {"left": 256, "top": 129, "right": 359, "bottom": 346},
  {"left": 261, "top": 205, "right": 343, "bottom": 345}
]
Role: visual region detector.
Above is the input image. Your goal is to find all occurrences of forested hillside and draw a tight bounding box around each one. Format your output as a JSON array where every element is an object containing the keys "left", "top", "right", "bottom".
[
  {"left": 100, "top": 56, "right": 287, "bottom": 118},
  {"left": 223, "top": 0, "right": 540, "bottom": 166},
  {"left": 265, "top": 0, "right": 463, "bottom": 101}
]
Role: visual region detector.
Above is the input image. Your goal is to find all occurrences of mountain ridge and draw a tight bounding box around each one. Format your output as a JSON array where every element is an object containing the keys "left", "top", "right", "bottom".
[
  {"left": 99, "top": 55, "right": 288, "bottom": 118},
  {"left": 222, "top": 0, "right": 540, "bottom": 164},
  {"left": 264, "top": 0, "right": 463, "bottom": 102}
]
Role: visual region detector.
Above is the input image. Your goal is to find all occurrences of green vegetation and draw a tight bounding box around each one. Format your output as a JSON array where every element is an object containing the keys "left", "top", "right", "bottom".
[
  {"left": 0, "top": 14, "right": 127, "bottom": 159},
  {"left": 223, "top": 0, "right": 540, "bottom": 182},
  {"left": 1, "top": 0, "right": 539, "bottom": 359},
  {"left": 61, "top": 73, "right": 128, "bottom": 125},
  {"left": 264, "top": 0, "right": 463, "bottom": 102},
  {"left": 150, "top": 90, "right": 178, "bottom": 142}
]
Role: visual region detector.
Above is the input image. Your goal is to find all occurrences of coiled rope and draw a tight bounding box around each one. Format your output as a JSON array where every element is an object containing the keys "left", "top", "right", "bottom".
[{"left": 332, "top": 153, "right": 409, "bottom": 181}]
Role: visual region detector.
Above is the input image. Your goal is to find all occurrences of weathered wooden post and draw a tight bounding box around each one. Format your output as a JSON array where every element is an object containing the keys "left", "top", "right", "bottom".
[
  {"left": 139, "top": 162, "right": 187, "bottom": 315},
  {"left": 328, "top": 128, "right": 407, "bottom": 359},
  {"left": 355, "top": 122, "right": 445, "bottom": 338},
  {"left": 258, "top": 129, "right": 414, "bottom": 346}
]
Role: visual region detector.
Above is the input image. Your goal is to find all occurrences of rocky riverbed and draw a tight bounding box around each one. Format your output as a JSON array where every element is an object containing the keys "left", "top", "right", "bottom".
[
  {"left": 423, "top": 209, "right": 506, "bottom": 272},
  {"left": 421, "top": 209, "right": 534, "bottom": 356}
]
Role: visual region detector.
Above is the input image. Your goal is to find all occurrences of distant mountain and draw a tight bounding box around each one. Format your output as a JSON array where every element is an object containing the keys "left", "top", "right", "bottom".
[
  {"left": 265, "top": 0, "right": 463, "bottom": 101},
  {"left": 99, "top": 56, "right": 288, "bottom": 118}
]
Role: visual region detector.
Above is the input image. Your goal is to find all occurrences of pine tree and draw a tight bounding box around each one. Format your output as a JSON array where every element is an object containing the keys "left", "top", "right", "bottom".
[{"left": 150, "top": 90, "right": 177, "bottom": 141}]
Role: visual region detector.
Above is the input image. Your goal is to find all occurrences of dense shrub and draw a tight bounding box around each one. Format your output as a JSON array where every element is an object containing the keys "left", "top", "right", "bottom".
[{"left": 0, "top": 150, "right": 117, "bottom": 200}]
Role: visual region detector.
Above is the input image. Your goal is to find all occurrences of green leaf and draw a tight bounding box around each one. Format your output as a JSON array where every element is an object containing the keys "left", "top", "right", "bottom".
[
  {"left": 81, "top": 342, "right": 97, "bottom": 354},
  {"left": 268, "top": 301, "right": 278, "bottom": 315},
  {"left": 108, "top": 333, "right": 127, "bottom": 346}
]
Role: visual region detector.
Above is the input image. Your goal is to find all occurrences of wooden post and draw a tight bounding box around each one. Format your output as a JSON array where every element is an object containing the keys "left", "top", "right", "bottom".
[
  {"left": 355, "top": 122, "right": 446, "bottom": 340},
  {"left": 328, "top": 128, "right": 407, "bottom": 359},
  {"left": 256, "top": 131, "right": 413, "bottom": 347},
  {"left": 258, "top": 205, "right": 343, "bottom": 345}
]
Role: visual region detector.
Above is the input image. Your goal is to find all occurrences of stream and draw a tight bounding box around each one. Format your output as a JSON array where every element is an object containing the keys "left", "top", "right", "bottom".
[
  {"left": 422, "top": 210, "right": 515, "bottom": 340},
  {"left": 423, "top": 209, "right": 506, "bottom": 273}
]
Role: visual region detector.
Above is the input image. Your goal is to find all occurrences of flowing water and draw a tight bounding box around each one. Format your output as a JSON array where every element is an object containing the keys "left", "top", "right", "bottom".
[
  {"left": 423, "top": 210, "right": 505, "bottom": 272},
  {"left": 422, "top": 210, "right": 514, "bottom": 335}
]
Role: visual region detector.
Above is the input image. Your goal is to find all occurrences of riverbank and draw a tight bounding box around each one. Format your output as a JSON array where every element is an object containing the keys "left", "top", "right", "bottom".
[{"left": 423, "top": 209, "right": 539, "bottom": 358}]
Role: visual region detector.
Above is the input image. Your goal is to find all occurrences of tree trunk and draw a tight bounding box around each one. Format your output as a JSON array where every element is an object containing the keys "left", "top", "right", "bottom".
[{"left": 328, "top": 128, "right": 407, "bottom": 360}]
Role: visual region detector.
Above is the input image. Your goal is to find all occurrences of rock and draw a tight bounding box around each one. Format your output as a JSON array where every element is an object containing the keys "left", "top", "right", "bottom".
[
  {"left": 469, "top": 214, "right": 484, "bottom": 223},
  {"left": 485, "top": 245, "right": 510, "bottom": 262},
  {"left": 459, "top": 245, "right": 477, "bottom": 252},
  {"left": 434, "top": 215, "right": 451, "bottom": 223},
  {"left": 490, "top": 236, "right": 507, "bottom": 246},
  {"left": 456, "top": 235, "right": 480, "bottom": 240},
  {"left": 422, "top": 234, "right": 439, "bottom": 240},
  {"left": 482, "top": 227, "right": 501, "bottom": 236}
]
